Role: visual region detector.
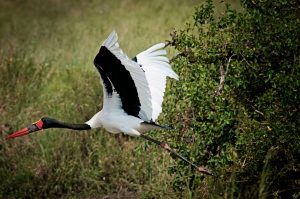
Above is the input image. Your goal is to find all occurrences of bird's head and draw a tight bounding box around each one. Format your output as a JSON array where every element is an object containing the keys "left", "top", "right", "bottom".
[{"left": 6, "top": 117, "right": 53, "bottom": 139}]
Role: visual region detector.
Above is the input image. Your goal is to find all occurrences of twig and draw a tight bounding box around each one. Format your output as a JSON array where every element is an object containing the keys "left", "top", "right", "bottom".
[
  {"left": 169, "top": 52, "right": 185, "bottom": 63},
  {"left": 169, "top": 48, "right": 196, "bottom": 64},
  {"left": 254, "top": 109, "right": 264, "bottom": 116},
  {"left": 214, "top": 54, "right": 235, "bottom": 96},
  {"left": 242, "top": 158, "right": 247, "bottom": 168},
  {"left": 214, "top": 65, "right": 225, "bottom": 96},
  {"left": 165, "top": 30, "right": 177, "bottom": 48}
]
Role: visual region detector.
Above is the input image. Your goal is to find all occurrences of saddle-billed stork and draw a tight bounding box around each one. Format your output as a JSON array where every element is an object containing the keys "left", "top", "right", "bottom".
[{"left": 6, "top": 31, "right": 212, "bottom": 175}]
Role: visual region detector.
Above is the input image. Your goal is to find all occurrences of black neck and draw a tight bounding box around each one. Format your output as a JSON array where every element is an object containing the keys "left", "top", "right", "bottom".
[{"left": 42, "top": 117, "right": 91, "bottom": 130}]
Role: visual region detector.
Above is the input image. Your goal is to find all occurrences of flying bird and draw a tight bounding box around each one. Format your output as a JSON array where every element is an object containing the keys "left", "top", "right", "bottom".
[{"left": 6, "top": 31, "right": 212, "bottom": 175}]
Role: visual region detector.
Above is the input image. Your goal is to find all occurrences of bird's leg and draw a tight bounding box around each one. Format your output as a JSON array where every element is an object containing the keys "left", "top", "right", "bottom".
[{"left": 140, "top": 134, "right": 214, "bottom": 176}]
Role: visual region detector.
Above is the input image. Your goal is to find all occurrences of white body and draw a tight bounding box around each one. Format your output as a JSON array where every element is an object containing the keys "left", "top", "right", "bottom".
[{"left": 87, "top": 110, "right": 144, "bottom": 136}]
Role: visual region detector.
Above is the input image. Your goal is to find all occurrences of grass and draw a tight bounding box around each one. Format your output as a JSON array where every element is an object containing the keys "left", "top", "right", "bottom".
[{"left": 0, "top": 0, "right": 242, "bottom": 198}]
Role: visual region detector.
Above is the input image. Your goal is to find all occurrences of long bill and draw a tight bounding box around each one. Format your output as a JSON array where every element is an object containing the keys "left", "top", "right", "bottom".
[
  {"left": 6, "top": 119, "right": 44, "bottom": 139},
  {"left": 140, "top": 134, "right": 215, "bottom": 176}
]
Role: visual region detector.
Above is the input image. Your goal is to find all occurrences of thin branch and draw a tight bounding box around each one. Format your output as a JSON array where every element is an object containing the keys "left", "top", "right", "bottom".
[
  {"left": 214, "top": 54, "right": 235, "bottom": 96},
  {"left": 169, "top": 52, "right": 185, "bottom": 63},
  {"left": 214, "top": 65, "right": 225, "bottom": 96},
  {"left": 165, "top": 30, "right": 177, "bottom": 48},
  {"left": 254, "top": 109, "right": 264, "bottom": 116},
  {"left": 169, "top": 48, "right": 196, "bottom": 64}
]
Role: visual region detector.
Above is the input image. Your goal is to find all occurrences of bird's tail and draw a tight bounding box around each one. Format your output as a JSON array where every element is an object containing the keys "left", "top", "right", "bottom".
[{"left": 138, "top": 121, "right": 172, "bottom": 133}]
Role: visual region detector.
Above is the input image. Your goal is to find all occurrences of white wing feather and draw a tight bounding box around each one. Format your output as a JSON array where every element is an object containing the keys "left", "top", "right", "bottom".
[{"left": 136, "top": 43, "right": 178, "bottom": 121}]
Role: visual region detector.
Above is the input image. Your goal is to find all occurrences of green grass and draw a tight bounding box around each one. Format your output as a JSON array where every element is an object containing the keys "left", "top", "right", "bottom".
[{"left": 0, "top": 0, "right": 242, "bottom": 198}]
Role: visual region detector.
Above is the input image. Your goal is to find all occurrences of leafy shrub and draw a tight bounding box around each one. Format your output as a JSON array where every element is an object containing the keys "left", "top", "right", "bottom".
[{"left": 163, "top": 0, "right": 300, "bottom": 197}]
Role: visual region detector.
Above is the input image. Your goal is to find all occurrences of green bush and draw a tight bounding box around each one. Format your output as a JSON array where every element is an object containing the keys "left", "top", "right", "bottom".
[{"left": 163, "top": 0, "right": 300, "bottom": 197}]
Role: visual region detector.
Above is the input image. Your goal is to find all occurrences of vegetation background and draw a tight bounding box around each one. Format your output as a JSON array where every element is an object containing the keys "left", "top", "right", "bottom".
[{"left": 0, "top": 0, "right": 299, "bottom": 198}]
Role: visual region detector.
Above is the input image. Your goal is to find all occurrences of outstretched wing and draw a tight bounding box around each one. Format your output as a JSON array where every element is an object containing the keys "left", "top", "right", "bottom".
[
  {"left": 94, "top": 31, "right": 142, "bottom": 117},
  {"left": 134, "top": 43, "right": 178, "bottom": 121},
  {"left": 94, "top": 31, "right": 178, "bottom": 121}
]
